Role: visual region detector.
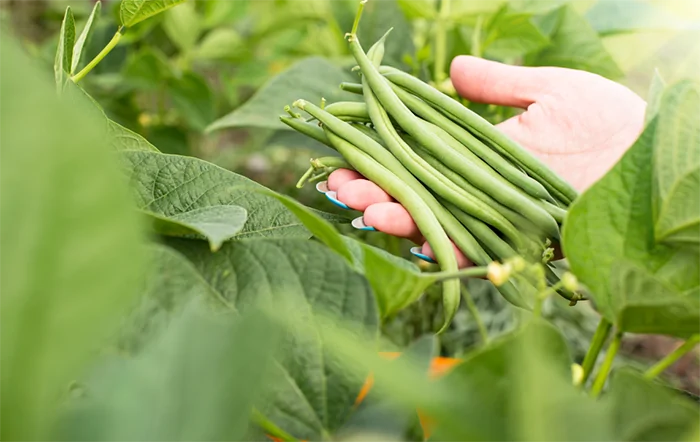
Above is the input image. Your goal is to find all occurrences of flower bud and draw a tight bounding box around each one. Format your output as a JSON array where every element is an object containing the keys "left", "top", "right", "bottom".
[
  {"left": 562, "top": 272, "right": 579, "bottom": 292},
  {"left": 571, "top": 363, "right": 584, "bottom": 386},
  {"left": 487, "top": 262, "right": 511, "bottom": 286}
]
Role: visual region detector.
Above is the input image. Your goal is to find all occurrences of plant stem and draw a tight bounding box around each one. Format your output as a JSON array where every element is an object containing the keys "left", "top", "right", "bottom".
[
  {"left": 461, "top": 285, "right": 488, "bottom": 344},
  {"left": 471, "top": 15, "right": 484, "bottom": 58},
  {"left": 72, "top": 27, "right": 123, "bottom": 83},
  {"left": 590, "top": 330, "right": 622, "bottom": 398},
  {"left": 433, "top": 0, "right": 451, "bottom": 82},
  {"left": 350, "top": 0, "right": 367, "bottom": 37},
  {"left": 432, "top": 266, "right": 488, "bottom": 282},
  {"left": 580, "top": 317, "right": 612, "bottom": 386},
  {"left": 531, "top": 265, "right": 548, "bottom": 318},
  {"left": 644, "top": 334, "right": 700, "bottom": 380}
]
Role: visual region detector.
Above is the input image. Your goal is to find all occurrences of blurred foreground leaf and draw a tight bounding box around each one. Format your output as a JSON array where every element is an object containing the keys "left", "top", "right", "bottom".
[{"left": 1, "top": 33, "right": 145, "bottom": 440}]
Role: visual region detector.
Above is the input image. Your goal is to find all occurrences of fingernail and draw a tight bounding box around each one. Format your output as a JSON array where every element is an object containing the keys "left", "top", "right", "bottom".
[
  {"left": 351, "top": 216, "right": 376, "bottom": 231},
  {"left": 410, "top": 246, "right": 436, "bottom": 263},
  {"left": 316, "top": 181, "right": 330, "bottom": 193},
  {"left": 325, "top": 191, "right": 350, "bottom": 209}
]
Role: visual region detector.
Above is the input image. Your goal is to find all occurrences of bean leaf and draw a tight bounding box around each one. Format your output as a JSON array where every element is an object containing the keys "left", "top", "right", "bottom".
[
  {"left": 121, "top": 151, "right": 342, "bottom": 240},
  {"left": 71, "top": 1, "right": 101, "bottom": 75},
  {"left": 54, "top": 6, "right": 76, "bottom": 89},
  {"left": 2, "top": 34, "right": 145, "bottom": 440},
  {"left": 562, "top": 81, "right": 700, "bottom": 338},
  {"left": 143, "top": 205, "right": 247, "bottom": 252},
  {"left": 585, "top": 0, "right": 688, "bottom": 36},
  {"left": 607, "top": 369, "right": 699, "bottom": 441},
  {"left": 207, "top": 57, "right": 361, "bottom": 132},
  {"left": 57, "top": 268, "right": 278, "bottom": 441},
  {"left": 482, "top": 5, "right": 550, "bottom": 60},
  {"left": 258, "top": 191, "right": 454, "bottom": 318},
  {"left": 120, "top": 0, "right": 186, "bottom": 28},
  {"left": 645, "top": 69, "right": 666, "bottom": 124},
  {"left": 168, "top": 237, "right": 379, "bottom": 441},
  {"left": 533, "top": 5, "right": 624, "bottom": 79},
  {"left": 652, "top": 80, "right": 700, "bottom": 245}
]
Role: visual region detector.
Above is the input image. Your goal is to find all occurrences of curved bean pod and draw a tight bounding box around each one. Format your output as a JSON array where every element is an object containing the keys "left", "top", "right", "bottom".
[
  {"left": 378, "top": 65, "right": 578, "bottom": 204},
  {"left": 322, "top": 128, "right": 461, "bottom": 332}
]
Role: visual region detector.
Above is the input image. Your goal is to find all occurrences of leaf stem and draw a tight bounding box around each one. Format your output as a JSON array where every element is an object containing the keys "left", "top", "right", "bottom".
[
  {"left": 433, "top": 0, "right": 451, "bottom": 82},
  {"left": 644, "top": 334, "right": 700, "bottom": 380},
  {"left": 71, "top": 27, "right": 123, "bottom": 83},
  {"left": 471, "top": 14, "right": 484, "bottom": 58},
  {"left": 296, "top": 165, "right": 316, "bottom": 189},
  {"left": 590, "top": 330, "right": 622, "bottom": 398},
  {"left": 431, "top": 266, "right": 488, "bottom": 282},
  {"left": 580, "top": 317, "right": 612, "bottom": 386},
  {"left": 461, "top": 285, "right": 488, "bottom": 344},
  {"left": 349, "top": 0, "right": 367, "bottom": 37}
]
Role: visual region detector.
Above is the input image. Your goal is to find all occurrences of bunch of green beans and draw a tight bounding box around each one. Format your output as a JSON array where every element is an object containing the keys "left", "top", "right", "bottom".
[{"left": 280, "top": 2, "right": 579, "bottom": 331}]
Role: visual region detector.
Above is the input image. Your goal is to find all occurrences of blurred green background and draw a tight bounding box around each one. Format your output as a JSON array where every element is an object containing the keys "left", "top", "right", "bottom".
[{"left": 3, "top": 0, "right": 699, "bottom": 396}]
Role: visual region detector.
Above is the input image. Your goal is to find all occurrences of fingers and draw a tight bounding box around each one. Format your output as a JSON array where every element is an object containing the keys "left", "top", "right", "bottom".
[
  {"left": 450, "top": 55, "right": 554, "bottom": 109},
  {"left": 364, "top": 202, "right": 424, "bottom": 243},
  {"left": 325, "top": 170, "right": 472, "bottom": 267}
]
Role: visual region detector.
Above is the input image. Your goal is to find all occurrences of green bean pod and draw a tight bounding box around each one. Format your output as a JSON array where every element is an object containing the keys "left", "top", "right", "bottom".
[
  {"left": 325, "top": 101, "right": 372, "bottom": 120},
  {"left": 294, "top": 100, "right": 498, "bottom": 326},
  {"left": 378, "top": 66, "right": 578, "bottom": 204},
  {"left": 280, "top": 116, "right": 331, "bottom": 147},
  {"left": 405, "top": 135, "right": 546, "bottom": 244},
  {"left": 348, "top": 36, "right": 560, "bottom": 239},
  {"left": 439, "top": 199, "right": 531, "bottom": 309},
  {"left": 338, "top": 81, "right": 553, "bottom": 202},
  {"left": 388, "top": 84, "right": 553, "bottom": 201},
  {"left": 340, "top": 82, "right": 364, "bottom": 95},
  {"left": 361, "top": 35, "right": 526, "bottom": 249},
  {"left": 322, "top": 128, "right": 461, "bottom": 332}
]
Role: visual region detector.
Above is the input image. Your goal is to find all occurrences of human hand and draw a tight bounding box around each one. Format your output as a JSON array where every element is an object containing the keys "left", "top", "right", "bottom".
[{"left": 324, "top": 56, "right": 647, "bottom": 266}]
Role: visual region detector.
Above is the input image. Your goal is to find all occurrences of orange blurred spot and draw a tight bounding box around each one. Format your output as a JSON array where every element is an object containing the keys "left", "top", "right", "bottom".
[{"left": 267, "top": 354, "right": 461, "bottom": 442}]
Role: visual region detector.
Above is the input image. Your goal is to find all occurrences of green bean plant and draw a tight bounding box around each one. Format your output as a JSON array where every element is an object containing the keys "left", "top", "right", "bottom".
[{"left": 2, "top": 0, "right": 699, "bottom": 441}]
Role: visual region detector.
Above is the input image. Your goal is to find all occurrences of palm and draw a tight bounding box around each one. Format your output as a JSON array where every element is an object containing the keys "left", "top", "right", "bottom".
[{"left": 491, "top": 68, "right": 646, "bottom": 192}]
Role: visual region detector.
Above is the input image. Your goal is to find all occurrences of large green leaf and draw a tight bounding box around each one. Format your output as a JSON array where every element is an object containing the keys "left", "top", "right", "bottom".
[
  {"left": 433, "top": 320, "right": 611, "bottom": 441},
  {"left": 533, "top": 5, "right": 624, "bottom": 79},
  {"left": 207, "top": 57, "right": 361, "bottom": 132},
  {"left": 119, "top": 0, "right": 186, "bottom": 27},
  {"left": 645, "top": 69, "right": 666, "bottom": 124},
  {"left": 121, "top": 151, "right": 338, "bottom": 240},
  {"left": 1, "top": 34, "right": 145, "bottom": 440},
  {"left": 585, "top": 0, "right": 689, "bottom": 36},
  {"left": 143, "top": 205, "right": 247, "bottom": 252},
  {"left": 335, "top": 336, "right": 436, "bottom": 441},
  {"left": 258, "top": 191, "right": 453, "bottom": 319},
  {"left": 482, "top": 5, "right": 550, "bottom": 60},
  {"left": 108, "top": 120, "right": 160, "bottom": 152},
  {"left": 562, "top": 82, "right": 700, "bottom": 338},
  {"left": 54, "top": 6, "right": 76, "bottom": 89},
  {"left": 607, "top": 369, "right": 699, "bottom": 441},
  {"left": 57, "top": 298, "right": 277, "bottom": 441},
  {"left": 113, "top": 245, "right": 230, "bottom": 355},
  {"left": 168, "top": 71, "right": 215, "bottom": 132},
  {"left": 71, "top": 1, "right": 101, "bottom": 75},
  {"left": 652, "top": 81, "right": 700, "bottom": 245},
  {"left": 397, "top": 0, "right": 436, "bottom": 20},
  {"left": 162, "top": 0, "right": 201, "bottom": 52},
  {"left": 168, "top": 237, "right": 379, "bottom": 440}
]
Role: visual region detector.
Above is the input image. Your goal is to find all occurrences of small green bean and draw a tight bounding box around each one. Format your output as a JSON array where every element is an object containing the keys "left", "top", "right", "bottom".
[{"left": 280, "top": 116, "right": 331, "bottom": 147}]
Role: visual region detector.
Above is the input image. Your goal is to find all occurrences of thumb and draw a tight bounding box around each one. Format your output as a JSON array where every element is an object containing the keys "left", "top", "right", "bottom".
[{"left": 450, "top": 55, "right": 553, "bottom": 109}]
